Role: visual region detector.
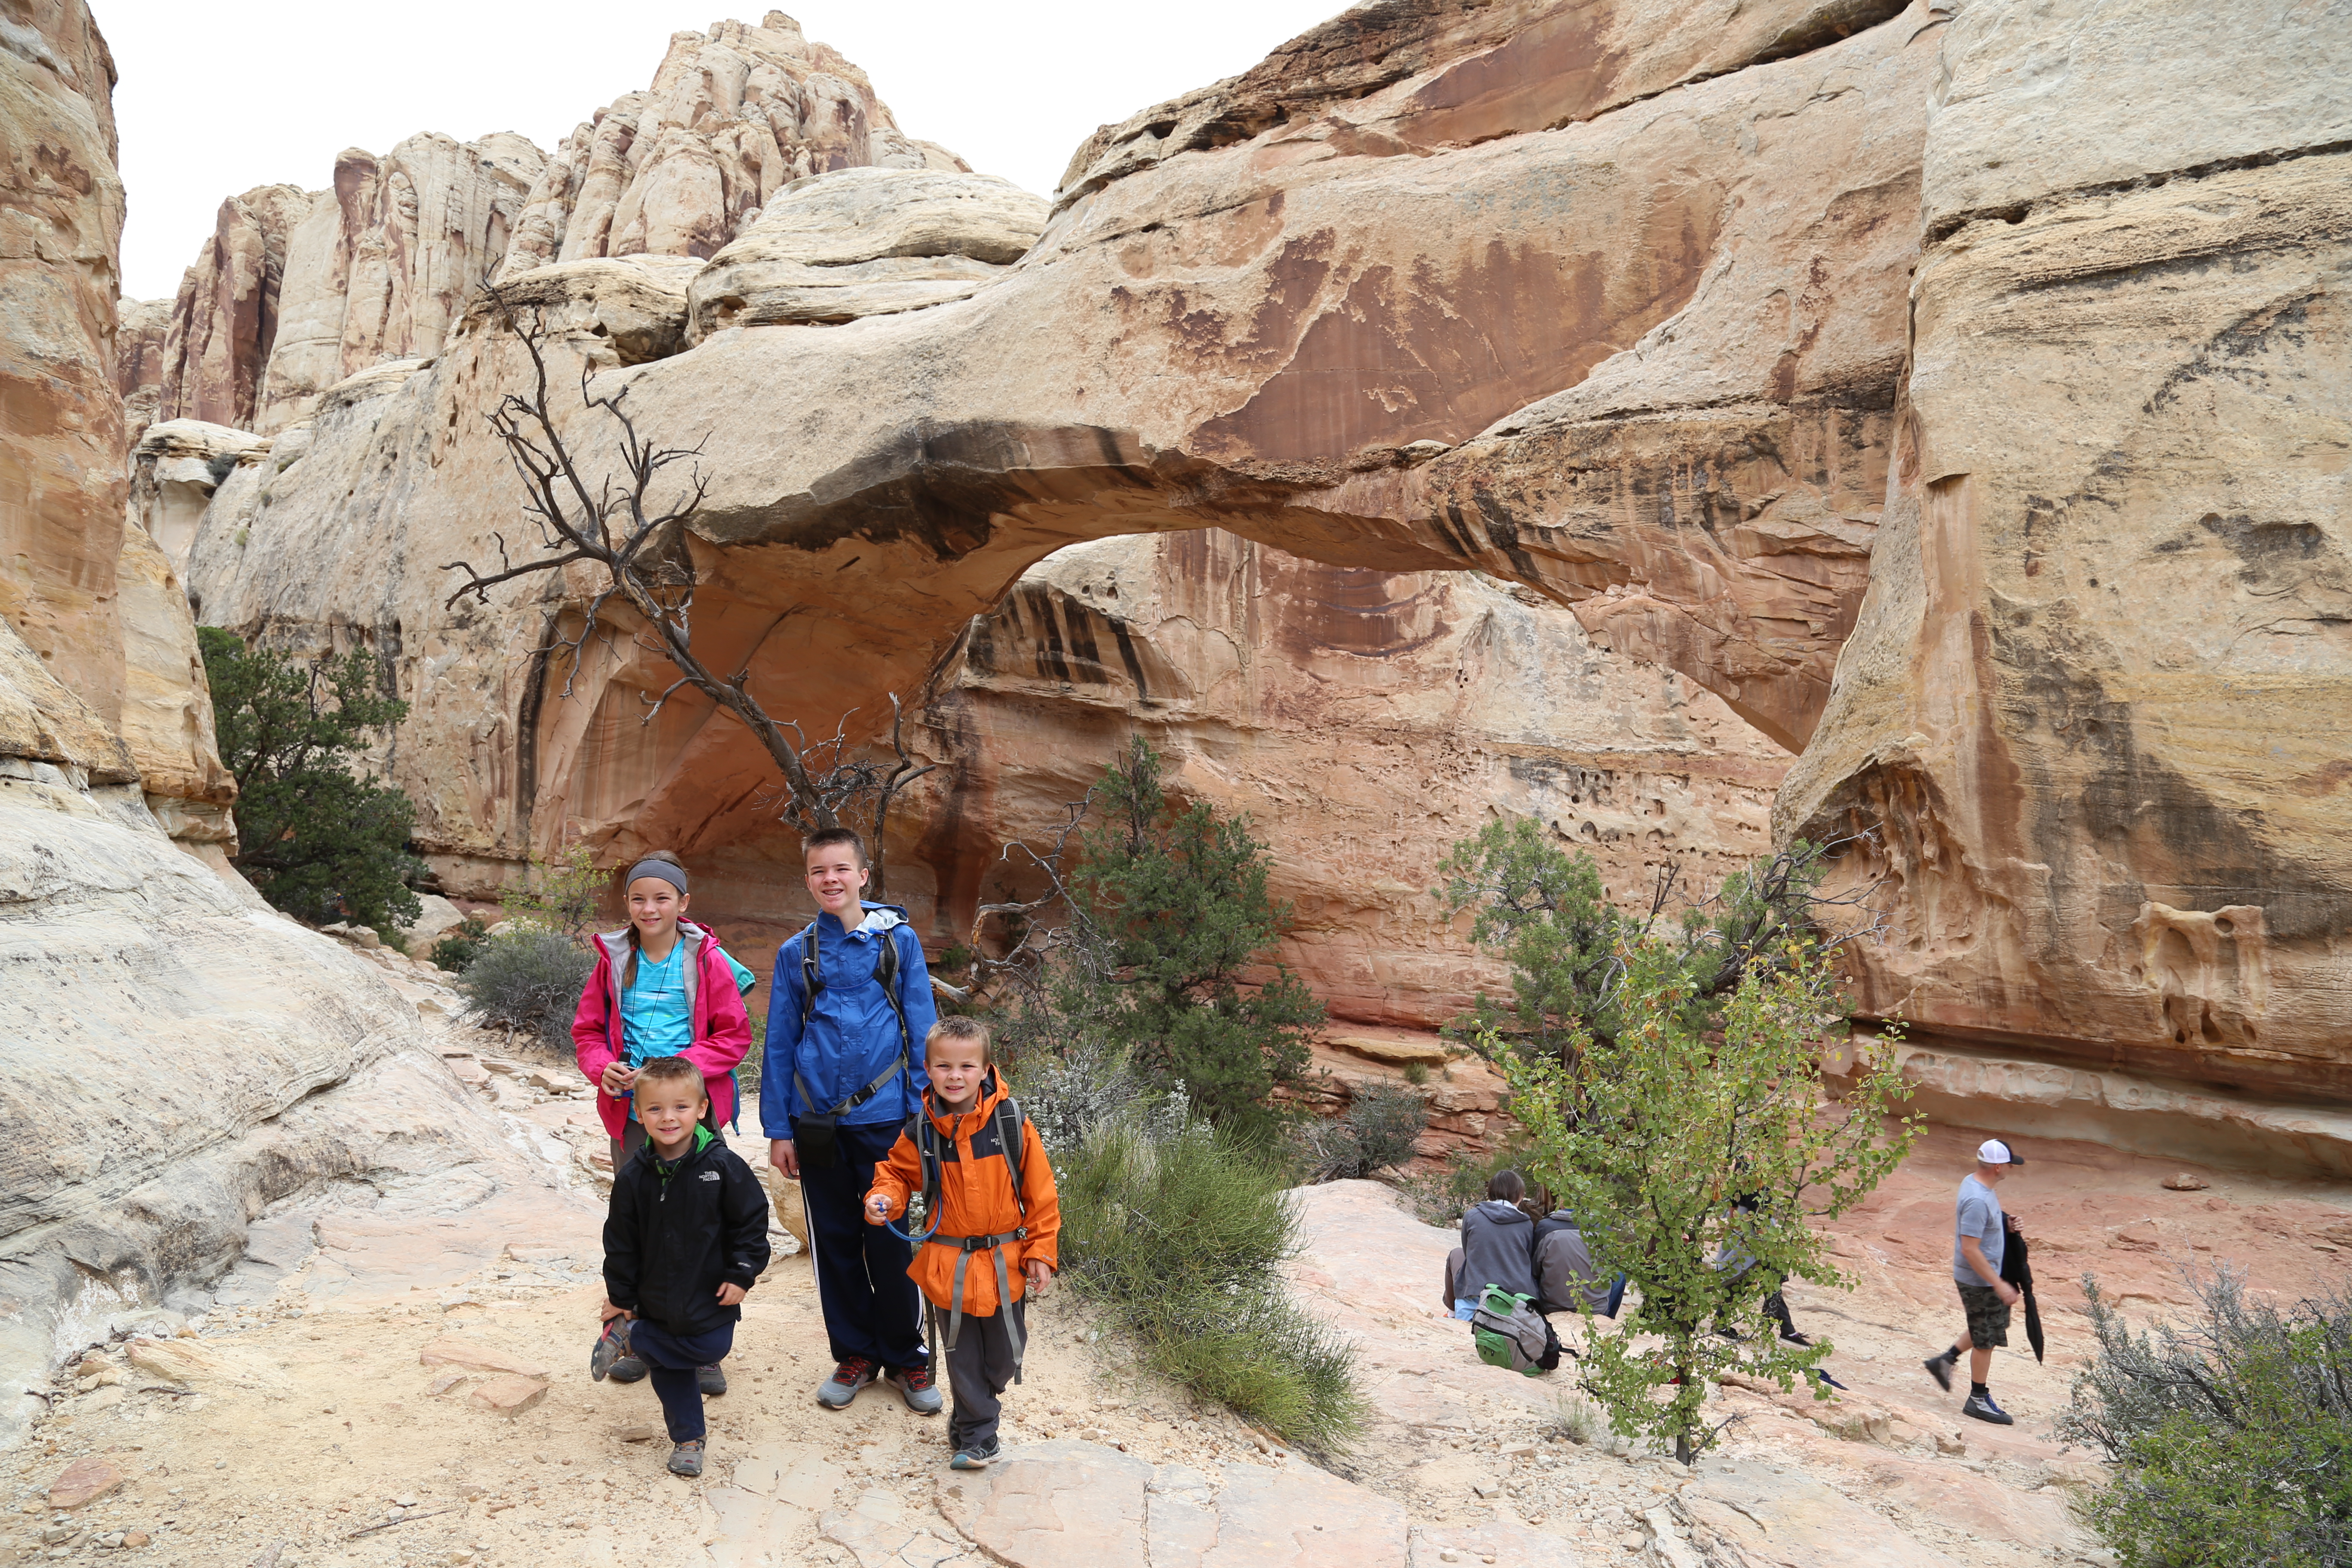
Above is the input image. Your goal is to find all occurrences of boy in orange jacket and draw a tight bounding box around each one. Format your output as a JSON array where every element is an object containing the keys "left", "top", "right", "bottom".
[{"left": 865, "top": 1017, "right": 1060, "bottom": 1469}]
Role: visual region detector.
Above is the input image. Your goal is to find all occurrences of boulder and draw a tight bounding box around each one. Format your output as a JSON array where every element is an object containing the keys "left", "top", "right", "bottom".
[
  {"left": 464, "top": 254, "right": 701, "bottom": 368},
  {"left": 686, "top": 167, "right": 1046, "bottom": 335},
  {"left": 397, "top": 894, "right": 468, "bottom": 959}
]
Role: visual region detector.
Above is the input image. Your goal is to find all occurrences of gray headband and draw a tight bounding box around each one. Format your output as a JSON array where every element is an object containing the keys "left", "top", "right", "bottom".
[{"left": 625, "top": 858, "right": 688, "bottom": 894}]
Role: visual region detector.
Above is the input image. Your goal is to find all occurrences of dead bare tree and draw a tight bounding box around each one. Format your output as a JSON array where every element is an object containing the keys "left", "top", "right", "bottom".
[
  {"left": 445, "top": 287, "right": 935, "bottom": 891},
  {"left": 931, "top": 793, "right": 1100, "bottom": 1008}
]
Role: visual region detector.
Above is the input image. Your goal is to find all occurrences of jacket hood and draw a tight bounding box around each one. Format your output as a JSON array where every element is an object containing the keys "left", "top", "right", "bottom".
[
  {"left": 920, "top": 1066, "right": 1011, "bottom": 1137},
  {"left": 1474, "top": 1200, "right": 1533, "bottom": 1225},
  {"left": 818, "top": 902, "right": 910, "bottom": 937}
]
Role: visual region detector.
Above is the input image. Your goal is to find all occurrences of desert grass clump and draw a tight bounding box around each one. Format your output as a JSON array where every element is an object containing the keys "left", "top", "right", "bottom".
[{"left": 1058, "top": 1116, "right": 1363, "bottom": 1454}]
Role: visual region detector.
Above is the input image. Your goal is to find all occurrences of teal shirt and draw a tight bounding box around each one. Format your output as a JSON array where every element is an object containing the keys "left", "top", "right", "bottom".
[{"left": 621, "top": 937, "right": 758, "bottom": 1121}]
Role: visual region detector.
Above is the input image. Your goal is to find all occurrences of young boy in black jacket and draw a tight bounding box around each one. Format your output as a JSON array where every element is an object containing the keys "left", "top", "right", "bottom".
[{"left": 596, "top": 1055, "right": 771, "bottom": 1476}]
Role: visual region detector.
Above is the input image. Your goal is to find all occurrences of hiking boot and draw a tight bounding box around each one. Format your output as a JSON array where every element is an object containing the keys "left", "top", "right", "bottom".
[
  {"left": 667, "top": 1439, "right": 706, "bottom": 1477},
  {"left": 697, "top": 1363, "right": 728, "bottom": 1397},
  {"left": 886, "top": 1361, "right": 943, "bottom": 1415},
  {"left": 608, "top": 1355, "right": 648, "bottom": 1384},
  {"left": 818, "top": 1357, "right": 877, "bottom": 1409},
  {"left": 949, "top": 1438, "right": 1000, "bottom": 1470},
  {"left": 1923, "top": 1350, "right": 1957, "bottom": 1393},
  {"left": 1961, "top": 1391, "right": 2014, "bottom": 1426},
  {"left": 590, "top": 1320, "right": 632, "bottom": 1382},
  {"left": 1780, "top": 1329, "right": 1814, "bottom": 1347}
]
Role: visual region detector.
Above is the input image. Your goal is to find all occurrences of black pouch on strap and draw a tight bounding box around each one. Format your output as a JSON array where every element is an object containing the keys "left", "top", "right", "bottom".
[{"left": 794, "top": 1108, "right": 842, "bottom": 1173}]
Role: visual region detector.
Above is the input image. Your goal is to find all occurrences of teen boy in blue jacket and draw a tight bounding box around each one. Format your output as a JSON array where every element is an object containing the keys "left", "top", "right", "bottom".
[{"left": 762, "top": 827, "right": 940, "bottom": 1413}]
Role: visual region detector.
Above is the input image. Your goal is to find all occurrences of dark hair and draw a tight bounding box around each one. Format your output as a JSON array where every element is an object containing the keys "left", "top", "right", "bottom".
[
  {"left": 926, "top": 1015, "right": 991, "bottom": 1064},
  {"left": 1488, "top": 1169, "right": 1526, "bottom": 1203},
  {"left": 624, "top": 849, "right": 688, "bottom": 949},
  {"left": 634, "top": 1055, "right": 704, "bottom": 1097},
  {"left": 803, "top": 827, "right": 867, "bottom": 867}
]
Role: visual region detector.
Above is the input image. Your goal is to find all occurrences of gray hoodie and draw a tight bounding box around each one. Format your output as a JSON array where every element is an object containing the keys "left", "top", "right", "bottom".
[
  {"left": 1534, "top": 1211, "right": 1615, "bottom": 1315},
  {"left": 1458, "top": 1200, "right": 1539, "bottom": 1302}
]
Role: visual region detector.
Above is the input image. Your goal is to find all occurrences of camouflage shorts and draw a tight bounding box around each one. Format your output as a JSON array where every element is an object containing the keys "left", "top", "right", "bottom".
[{"left": 1957, "top": 1283, "right": 2011, "bottom": 1348}]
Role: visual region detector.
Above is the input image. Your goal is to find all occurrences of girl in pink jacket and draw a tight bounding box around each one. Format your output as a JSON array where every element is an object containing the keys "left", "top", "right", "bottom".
[{"left": 571, "top": 851, "right": 754, "bottom": 1165}]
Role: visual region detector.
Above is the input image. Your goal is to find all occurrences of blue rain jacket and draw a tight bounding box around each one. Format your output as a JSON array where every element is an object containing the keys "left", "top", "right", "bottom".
[{"left": 759, "top": 902, "right": 936, "bottom": 1135}]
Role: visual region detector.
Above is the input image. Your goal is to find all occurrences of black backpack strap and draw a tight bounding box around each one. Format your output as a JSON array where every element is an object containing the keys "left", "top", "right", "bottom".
[
  {"left": 799, "top": 925, "right": 822, "bottom": 1024},
  {"left": 995, "top": 1095, "right": 1026, "bottom": 1221}
]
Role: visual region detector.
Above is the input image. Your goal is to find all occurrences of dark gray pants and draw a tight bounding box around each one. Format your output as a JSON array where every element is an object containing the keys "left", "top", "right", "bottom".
[{"left": 945, "top": 1299, "right": 1025, "bottom": 1452}]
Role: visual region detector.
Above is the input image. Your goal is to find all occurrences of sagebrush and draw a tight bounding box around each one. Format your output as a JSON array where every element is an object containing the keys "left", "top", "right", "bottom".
[
  {"left": 1291, "top": 1081, "right": 1428, "bottom": 1182},
  {"left": 2058, "top": 1266, "right": 2352, "bottom": 1567},
  {"left": 456, "top": 927, "right": 593, "bottom": 1050}
]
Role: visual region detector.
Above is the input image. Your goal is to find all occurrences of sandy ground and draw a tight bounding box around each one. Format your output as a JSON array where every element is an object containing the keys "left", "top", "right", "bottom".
[{"left": 8, "top": 1028, "right": 2349, "bottom": 1568}]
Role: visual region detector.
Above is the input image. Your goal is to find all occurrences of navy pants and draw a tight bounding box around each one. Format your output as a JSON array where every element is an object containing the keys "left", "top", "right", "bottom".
[
  {"left": 798, "top": 1118, "right": 927, "bottom": 1370},
  {"left": 631, "top": 1320, "right": 733, "bottom": 1443}
]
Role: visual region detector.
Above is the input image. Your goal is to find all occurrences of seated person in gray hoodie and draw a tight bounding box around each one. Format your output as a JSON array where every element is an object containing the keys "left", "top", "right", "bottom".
[
  {"left": 1446, "top": 1170, "right": 1540, "bottom": 1317},
  {"left": 1533, "top": 1208, "right": 1625, "bottom": 1317}
]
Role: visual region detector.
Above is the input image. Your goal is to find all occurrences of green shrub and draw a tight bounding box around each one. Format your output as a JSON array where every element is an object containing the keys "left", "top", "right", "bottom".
[
  {"left": 2059, "top": 1267, "right": 2352, "bottom": 1567},
  {"left": 1290, "top": 1082, "right": 1429, "bottom": 1182},
  {"left": 199, "top": 626, "right": 421, "bottom": 939},
  {"left": 431, "top": 916, "right": 490, "bottom": 973},
  {"left": 456, "top": 927, "right": 593, "bottom": 1051},
  {"left": 1066, "top": 738, "right": 1323, "bottom": 1141},
  {"left": 1504, "top": 936, "right": 1916, "bottom": 1464},
  {"left": 1058, "top": 1115, "right": 1362, "bottom": 1454},
  {"left": 500, "top": 845, "right": 606, "bottom": 942}
]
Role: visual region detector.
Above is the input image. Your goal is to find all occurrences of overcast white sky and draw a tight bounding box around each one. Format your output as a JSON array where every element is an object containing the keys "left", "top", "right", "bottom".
[{"left": 100, "top": 0, "right": 1349, "bottom": 301}]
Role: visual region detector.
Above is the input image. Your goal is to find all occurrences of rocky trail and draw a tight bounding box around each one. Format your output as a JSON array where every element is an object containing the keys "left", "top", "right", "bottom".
[{"left": 9, "top": 996, "right": 2350, "bottom": 1568}]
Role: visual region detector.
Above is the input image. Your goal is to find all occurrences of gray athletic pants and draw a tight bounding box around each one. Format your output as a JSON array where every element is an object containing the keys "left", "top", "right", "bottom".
[{"left": 945, "top": 1299, "right": 1025, "bottom": 1452}]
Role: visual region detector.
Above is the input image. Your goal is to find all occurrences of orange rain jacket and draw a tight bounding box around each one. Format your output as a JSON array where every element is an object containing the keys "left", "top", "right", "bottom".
[{"left": 866, "top": 1073, "right": 1060, "bottom": 1318}]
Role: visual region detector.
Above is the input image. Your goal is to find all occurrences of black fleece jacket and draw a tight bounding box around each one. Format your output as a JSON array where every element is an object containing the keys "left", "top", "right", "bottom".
[{"left": 603, "top": 1127, "right": 772, "bottom": 1337}]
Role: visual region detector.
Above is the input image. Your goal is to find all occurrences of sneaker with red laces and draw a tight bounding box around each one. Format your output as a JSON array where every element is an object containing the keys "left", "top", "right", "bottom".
[
  {"left": 886, "top": 1360, "right": 943, "bottom": 1415},
  {"left": 818, "top": 1356, "right": 876, "bottom": 1409}
]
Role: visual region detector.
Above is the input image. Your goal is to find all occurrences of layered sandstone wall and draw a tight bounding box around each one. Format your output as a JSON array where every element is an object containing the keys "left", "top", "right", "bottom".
[
  {"left": 0, "top": 0, "right": 565, "bottom": 1447},
  {"left": 1, "top": 0, "right": 128, "bottom": 742},
  {"left": 1777, "top": 0, "right": 2352, "bottom": 1103},
  {"left": 914, "top": 532, "right": 1785, "bottom": 1028},
  {"left": 0, "top": 0, "right": 231, "bottom": 824}
]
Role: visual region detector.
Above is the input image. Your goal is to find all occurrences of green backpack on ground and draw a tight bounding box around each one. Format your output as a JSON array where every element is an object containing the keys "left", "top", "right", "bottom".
[{"left": 1472, "top": 1284, "right": 1551, "bottom": 1377}]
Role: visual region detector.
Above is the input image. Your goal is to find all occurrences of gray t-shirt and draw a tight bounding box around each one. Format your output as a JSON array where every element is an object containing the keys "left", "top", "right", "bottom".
[{"left": 1953, "top": 1173, "right": 2005, "bottom": 1284}]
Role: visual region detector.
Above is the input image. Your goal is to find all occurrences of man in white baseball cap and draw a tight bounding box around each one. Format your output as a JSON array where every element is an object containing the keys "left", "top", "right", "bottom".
[{"left": 1923, "top": 1138, "right": 2026, "bottom": 1424}]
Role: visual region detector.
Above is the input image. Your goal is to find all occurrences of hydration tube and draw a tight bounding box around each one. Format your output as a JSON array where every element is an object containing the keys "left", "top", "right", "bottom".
[{"left": 886, "top": 1202, "right": 940, "bottom": 1246}]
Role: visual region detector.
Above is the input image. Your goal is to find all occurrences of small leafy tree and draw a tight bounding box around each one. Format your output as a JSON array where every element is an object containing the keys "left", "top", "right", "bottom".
[
  {"left": 1066, "top": 738, "right": 1323, "bottom": 1141},
  {"left": 199, "top": 627, "right": 422, "bottom": 937},
  {"left": 1504, "top": 935, "right": 1917, "bottom": 1464},
  {"left": 500, "top": 844, "right": 604, "bottom": 942},
  {"left": 1439, "top": 819, "right": 1873, "bottom": 1066},
  {"left": 2060, "top": 1267, "right": 2352, "bottom": 1567}
]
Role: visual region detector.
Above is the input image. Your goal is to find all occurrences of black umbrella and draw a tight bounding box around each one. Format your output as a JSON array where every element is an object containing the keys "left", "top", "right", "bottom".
[{"left": 2000, "top": 1216, "right": 2045, "bottom": 1363}]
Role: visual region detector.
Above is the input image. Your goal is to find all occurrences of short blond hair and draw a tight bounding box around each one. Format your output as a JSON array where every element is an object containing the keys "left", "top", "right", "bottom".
[
  {"left": 925, "top": 1015, "right": 991, "bottom": 1063},
  {"left": 634, "top": 1055, "right": 705, "bottom": 1097}
]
